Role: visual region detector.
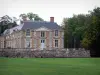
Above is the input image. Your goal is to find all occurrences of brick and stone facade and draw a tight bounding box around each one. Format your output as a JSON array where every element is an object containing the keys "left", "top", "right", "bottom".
[
  {"left": 4, "top": 28, "right": 64, "bottom": 49},
  {"left": 1, "top": 17, "right": 64, "bottom": 50},
  {"left": 0, "top": 36, "right": 4, "bottom": 48}
]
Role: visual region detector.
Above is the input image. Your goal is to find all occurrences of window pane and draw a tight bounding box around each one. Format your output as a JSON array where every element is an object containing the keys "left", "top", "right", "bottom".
[
  {"left": 26, "top": 37, "right": 30, "bottom": 48},
  {"left": 26, "top": 29, "right": 30, "bottom": 36},
  {"left": 55, "top": 40, "right": 58, "bottom": 47},
  {"left": 41, "top": 31, "right": 45, "bottom": 37},
  {"left": 41, "top": 40, "right": 42, "bottom": 43},
  {"left": 43, "top": 40, "right": 45, "bottom": 43},
  {"left": 55, "top": 30, "right": 58, "bottom": 36}
]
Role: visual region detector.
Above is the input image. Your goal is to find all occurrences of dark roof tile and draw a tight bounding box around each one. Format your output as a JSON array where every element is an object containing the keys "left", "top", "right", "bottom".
[{"left": 22, "top": 21, "right": 62, "bottom": 30}]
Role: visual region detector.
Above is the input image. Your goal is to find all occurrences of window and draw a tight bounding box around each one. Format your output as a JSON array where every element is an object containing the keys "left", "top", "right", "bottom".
[
  {"left": 55, "top": 30, "right": 58, "bottom": 36},
  {"left": 26, "top": 37, "right": 30, "bottom": 48},
  {"left": 26, "top": 29, "right": 30, "bottom": 36},
  {"left": 41, "top": 39, "right": 45, "bottom": 43},
  {"left": 55, "top": 40, "right": 58, "bottom": 47},
  {"left": 41, "top": 31, "right": 45, "bottom": 37}
]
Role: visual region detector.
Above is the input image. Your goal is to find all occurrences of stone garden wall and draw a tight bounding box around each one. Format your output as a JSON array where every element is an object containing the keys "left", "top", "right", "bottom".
[{"left": 0, "top": 48, "right": 90, "bottom": 58}]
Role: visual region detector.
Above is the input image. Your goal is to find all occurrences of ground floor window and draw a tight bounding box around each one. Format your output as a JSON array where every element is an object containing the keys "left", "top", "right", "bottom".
[
  {"left": 26, "top": 37, "right": 30, "bottom": 48},
  {"left": 55, "top": 40, "right": 58, "bottom": 47}
]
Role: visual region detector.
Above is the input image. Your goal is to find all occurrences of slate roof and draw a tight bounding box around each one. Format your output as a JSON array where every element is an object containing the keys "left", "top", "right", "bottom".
[
  {"left": 22, "top": 21, "right": 62, "bottom": 30},
  {"left": 3, "top": 21, "right": 62, "bottom": 35},
  {"left": 3, "top": 24, "right": 23, "bottom": 35}
]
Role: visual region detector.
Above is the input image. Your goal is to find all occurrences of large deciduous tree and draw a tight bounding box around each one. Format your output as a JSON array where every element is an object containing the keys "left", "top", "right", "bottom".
[
  {"left": 82, "top": 7, "right": 100, "bottom": 57},
  {"left": 19, "top": 12, "right": 43, "bottom": 21},
  {"left": 63, "top": 7, "right": 100, "bottom": 57},
  {"left": 0, "top": 15, "right": 17, "bottom": 35},
  {"left": 62, "top": 14, "right": 89, "bottom": 48}
]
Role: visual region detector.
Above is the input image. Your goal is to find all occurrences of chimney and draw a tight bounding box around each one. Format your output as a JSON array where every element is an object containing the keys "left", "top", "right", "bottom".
[{"left": 50, "top": 17, "right": 54, "bottom": 22}]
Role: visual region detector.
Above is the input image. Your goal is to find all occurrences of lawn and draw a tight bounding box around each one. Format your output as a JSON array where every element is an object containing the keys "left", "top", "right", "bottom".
[{"left": 0, "top": 58, "right": 100, "bottom": 75}]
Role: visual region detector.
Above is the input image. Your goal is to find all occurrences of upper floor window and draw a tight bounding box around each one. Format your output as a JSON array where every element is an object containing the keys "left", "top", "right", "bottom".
[
  {"left": 55, "top": 30, "right": 58, "bottom": 36},
  {"left": 41, "top": 31, "right": 45, "bottom": 37},
  {"left": 26, "top": 29, "right": 30, "bottom": 36}
]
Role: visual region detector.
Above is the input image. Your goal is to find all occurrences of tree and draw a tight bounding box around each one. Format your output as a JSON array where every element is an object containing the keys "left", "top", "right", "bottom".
[
  {"left": 19, "top": 12, "right": 44, "bottom": 21},
  {"left": 82, "top": 7, "right": 100, "bottom": 57},
  {"left": 62, "top": 14, "right": 89, "bottom": 48},
  {"left": 27, "top": 12, "right": 36, "bottom": 20},
  {"left": 62, "top": 18, "right": 68, "bottom": 48},
  {"left": 0, "top": 15, "right": 17, "bottom": 35},
  {"left": 34, "top": 15, "right": 44, "bottom": 21},
  {"left": 63, "top": 7, "right": 100, "bottom": 57},
  {"left": 19, "top": 14, "right": 27, "bottom": 21}
]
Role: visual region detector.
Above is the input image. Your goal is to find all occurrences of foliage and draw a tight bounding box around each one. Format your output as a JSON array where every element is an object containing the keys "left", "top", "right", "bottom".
[
  {"left": 63, "top": 14, "right": 90, "bottom": 48},
  {"left": 0, "top": 15, "right": 17, "bottom": 35},
  {"left": 27, "top": 12, "right": 35, "bottom": 20},
  {"left": 83, "top": 7, "right": 100, "bottom": 56},
  {"left": 81, "top": 38, "right": 91, "bottom": 48},
  {"left": 62, "top": 7, "right": 100, "bottom": 56},
  {"left": 20, "top": 12, "right": 44, "bottom": 21}
]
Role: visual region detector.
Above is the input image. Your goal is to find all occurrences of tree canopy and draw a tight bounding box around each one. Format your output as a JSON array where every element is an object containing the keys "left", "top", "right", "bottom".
[
  {"left": 20, "top": 12, "right": 44, "bottom": 21},
  {"left": 0, "top": 15, "right": 17, "bottom": 35},
  {"left": 0, "top": 12, "right": 44, "bottom": 35},
  {"left": 62, "top": 7, "right": 100, "bottom": 57}
]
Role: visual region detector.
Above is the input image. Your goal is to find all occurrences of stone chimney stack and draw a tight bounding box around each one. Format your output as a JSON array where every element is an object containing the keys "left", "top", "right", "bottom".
[{"left": 50, "top": 17, "right": 54, "bottom": 22}]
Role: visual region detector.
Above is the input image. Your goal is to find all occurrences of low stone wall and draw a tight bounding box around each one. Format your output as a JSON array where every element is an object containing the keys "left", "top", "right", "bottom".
[{"left": 0, "top": 48, "right": 90, "bottom": 58}]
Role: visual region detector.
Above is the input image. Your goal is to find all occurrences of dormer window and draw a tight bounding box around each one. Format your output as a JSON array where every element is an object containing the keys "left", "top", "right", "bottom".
[
  {"left": 26, "top": 29, "right": 30, "bottom": 36},
  {"left": 55, "top": 30, "right": 58, "bottom": 36}
]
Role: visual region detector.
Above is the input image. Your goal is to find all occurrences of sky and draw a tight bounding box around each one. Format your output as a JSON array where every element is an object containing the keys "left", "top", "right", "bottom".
[{"left": 0, "top": 0, "right": 100, "bottom": 25}]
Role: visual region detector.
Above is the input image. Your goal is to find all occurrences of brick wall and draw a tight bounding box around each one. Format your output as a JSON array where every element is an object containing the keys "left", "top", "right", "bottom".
[{"left": 3, "top": 29, "right": 64, "bottom": 49}]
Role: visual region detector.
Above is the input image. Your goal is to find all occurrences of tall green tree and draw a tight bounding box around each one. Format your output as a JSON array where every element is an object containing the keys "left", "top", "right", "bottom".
[
  {"left": 19, "top": 12, "right": 43, "bottom": 21},
  {"left": 62, "top": 14, "right": 89, "bottom": 48},
  {"left": 82, "top": 7, "right": 100, "bottom": 57},
  {"left": 0, "top": 15, "right": 17, "bottom": 35},
  {"left": 63, "top": 7, "right": 100, "bottom": 57},
  {"left": 27, "top": 12, "right": 35, "bottom": 20},
  {"left": 62, "top": 18, "right": 68, "bottom": 48}
]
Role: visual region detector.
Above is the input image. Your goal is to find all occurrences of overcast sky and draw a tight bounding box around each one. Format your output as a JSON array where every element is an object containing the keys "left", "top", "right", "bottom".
[{"left": 0, "top": 0, "right": 100, "bottom": 25}]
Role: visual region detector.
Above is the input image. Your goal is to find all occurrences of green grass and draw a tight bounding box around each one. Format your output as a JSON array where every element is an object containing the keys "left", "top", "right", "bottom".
[{"left": 0, "top": 58, "right": 100, "bottom": 75}]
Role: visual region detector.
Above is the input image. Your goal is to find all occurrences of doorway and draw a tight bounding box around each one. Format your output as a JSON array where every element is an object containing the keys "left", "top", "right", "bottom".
[{"left": 41, "top": 39, "right": 45, "bottom": 50}]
